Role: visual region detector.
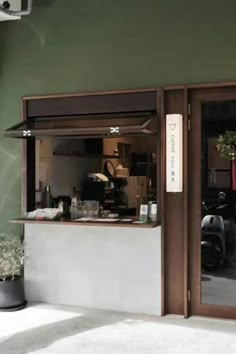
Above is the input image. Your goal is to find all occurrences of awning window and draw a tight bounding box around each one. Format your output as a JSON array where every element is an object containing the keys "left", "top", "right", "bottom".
[{"left": 4, "top": 112, "right": 157, "bottom": 139}]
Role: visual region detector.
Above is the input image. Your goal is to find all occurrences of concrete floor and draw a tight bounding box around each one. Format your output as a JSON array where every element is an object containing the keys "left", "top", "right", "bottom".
[
  {"left": 202, "top": 271, "right": 236, "bottom": 306},
  {"left": 0, "top": 304, "right": 236, "bottom": 354},
  {"left": 202, "top": 250, "right": 236, "bottom": 307}
]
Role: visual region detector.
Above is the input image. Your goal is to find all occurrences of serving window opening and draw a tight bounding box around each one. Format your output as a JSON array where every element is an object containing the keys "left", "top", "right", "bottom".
[{"left": 35, "top": 133, "right": 159, "bottom": 226}]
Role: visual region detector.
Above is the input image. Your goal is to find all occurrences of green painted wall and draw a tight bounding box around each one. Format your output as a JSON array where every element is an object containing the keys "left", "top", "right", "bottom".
[{"left": 0, "top": 0, "right": 236, "bottom": 233}]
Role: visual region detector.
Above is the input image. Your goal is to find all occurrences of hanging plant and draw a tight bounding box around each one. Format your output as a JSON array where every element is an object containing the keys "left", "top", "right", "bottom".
[
  {"left": 216, "top": 131, "right": 236, "bottom": 160},
  {"left": 216, "top": 131, "right": 236, "bottom": 191}
]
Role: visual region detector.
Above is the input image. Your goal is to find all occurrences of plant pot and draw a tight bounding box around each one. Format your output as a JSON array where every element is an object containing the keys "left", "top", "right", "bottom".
[{"left": 0, "top": 276, "right": 26, "bottom": 311}]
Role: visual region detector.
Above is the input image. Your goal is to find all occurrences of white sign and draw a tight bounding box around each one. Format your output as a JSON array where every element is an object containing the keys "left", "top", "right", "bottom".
[{"left": 166, "top": 114, "right": 183, "bottom": 192}]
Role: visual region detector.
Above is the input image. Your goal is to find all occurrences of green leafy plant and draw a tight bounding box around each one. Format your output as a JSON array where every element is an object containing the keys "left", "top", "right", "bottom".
[
  {"left": 0, "top": 234, "right": 24, "bottom": 282},
  {"left": 216, "top": 131, "right": 236, "bottom": 160}
]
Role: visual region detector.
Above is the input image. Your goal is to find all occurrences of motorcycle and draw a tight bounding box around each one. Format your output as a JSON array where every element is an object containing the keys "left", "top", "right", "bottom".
[{"left": 201, "top": 200, "right": 235, "bottom": 270}]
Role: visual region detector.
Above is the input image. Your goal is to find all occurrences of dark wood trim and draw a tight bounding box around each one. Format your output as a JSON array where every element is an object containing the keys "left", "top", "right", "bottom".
[
  {"left": 183, "top": 87, "right": 189, "bottom": 318},
  {"left": 26, "top": 92, "right": 157, "bottom": 118},
  {"left": 21, "top": 81, "right": 236, "bottom": 102},
  {"left": 156, "top": 90, "right": 161, "bottom": 226},
  {"left": 163, "top": 81, "right": 236, "bottom": 91},
  {"left": 163, "top": 85, "right": 186, "bottom": 91},
  {"left": 189, "top": 88, "right": 201, "bottom": 317},
  {"left": 163, "top": 89, "right": 185, "bottom": 315},
  {"left": 26, "top": 139, "right": 35, "bottom": 212},
  {"left": 190, "top": 302, "right": 236, "bottom": 320},
  {"left": 187, "top": 81, "right": 236, "bottom": 89},
  {"left": 160, "top": 88, "right": 165, "bottom": 316},
  {"left": 22, "top": 88, "right": 158, "bottom": 100},
  {"left": 188, "top": 88, "right": 236, "bottom": 101},
  {"left": 21, "top": 98, "right": 35, "bottom": 213},
  {"left": 21, "top": 99, "right": 27, "bottom": 214}
]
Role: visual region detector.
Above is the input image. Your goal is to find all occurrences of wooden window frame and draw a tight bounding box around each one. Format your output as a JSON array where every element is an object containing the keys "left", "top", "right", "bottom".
[{"left": 15, "top": 89, "right": 161, "bottom": 227}]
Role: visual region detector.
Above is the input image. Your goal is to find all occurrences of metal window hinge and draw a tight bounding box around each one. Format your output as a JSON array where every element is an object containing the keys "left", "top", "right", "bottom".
[
  {"left": 110, "top": 126, "right": 120, "bottom": 134},
  {"left": 188, "top": 120, "right": 191, "bottom": 131},
  {"left": 188, "top": 290, "right": 191, "bottom": 302},
  {"left": 188, "top": 103, "right": 191, "bottom": 115},
  {"left": 22, "top": 130, "right": 31, "bottom": 137}
]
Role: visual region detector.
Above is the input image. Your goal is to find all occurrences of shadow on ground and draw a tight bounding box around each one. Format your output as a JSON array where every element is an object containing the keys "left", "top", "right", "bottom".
[{"left": 0, "top": 311, "right": 118, "bottom": 354}]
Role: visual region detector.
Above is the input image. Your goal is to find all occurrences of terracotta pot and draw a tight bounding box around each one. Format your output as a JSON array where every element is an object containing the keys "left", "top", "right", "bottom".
[{"left": 0, "top": 276, "right": 26, "bottom": 311}]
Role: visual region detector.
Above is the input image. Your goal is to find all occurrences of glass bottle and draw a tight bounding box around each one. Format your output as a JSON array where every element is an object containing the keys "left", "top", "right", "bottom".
[
  {"left": 42, "top": 185, "right": 53, "bottom": 208},
  {"left": 70, "top": 187, "right": 79, "bottom": 219}
]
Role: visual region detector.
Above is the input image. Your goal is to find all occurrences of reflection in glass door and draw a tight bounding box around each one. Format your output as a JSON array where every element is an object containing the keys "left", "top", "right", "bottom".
[{"left": 201, "top": 100, "right": 236, "bottom": 307}]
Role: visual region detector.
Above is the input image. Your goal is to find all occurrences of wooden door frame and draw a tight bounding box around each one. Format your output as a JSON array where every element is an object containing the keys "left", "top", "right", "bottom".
[{"left": 189, "top": 86, "right": 236, "bottom": 319}]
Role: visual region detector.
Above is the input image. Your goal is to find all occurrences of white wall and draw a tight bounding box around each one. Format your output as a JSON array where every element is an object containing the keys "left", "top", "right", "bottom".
[{"left": 25, "top": 224, "right": 162, "bottom": 316}]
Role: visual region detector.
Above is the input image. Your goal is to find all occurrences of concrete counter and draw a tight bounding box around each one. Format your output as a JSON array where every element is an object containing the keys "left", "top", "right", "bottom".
[{"left": 25, "top": 224, "right": 162, "bottom": 315}]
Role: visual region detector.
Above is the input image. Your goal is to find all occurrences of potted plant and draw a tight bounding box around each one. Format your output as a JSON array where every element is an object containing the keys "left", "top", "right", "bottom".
[
  {"left": 0, "top": 233, "right": 26, "bottom": 310},
  {"left": 217, "top": 131, "right": 236, "bottom": 190}
]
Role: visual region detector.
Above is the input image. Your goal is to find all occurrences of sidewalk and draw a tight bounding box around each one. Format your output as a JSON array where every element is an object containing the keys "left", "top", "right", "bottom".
[{"left": 0, "top": 303, "right": 236, "bottom": 354}]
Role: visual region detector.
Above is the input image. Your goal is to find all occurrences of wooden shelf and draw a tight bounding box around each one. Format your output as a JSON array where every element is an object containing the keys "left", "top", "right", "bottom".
[{"left": 53, "top": 151, "right": 119, "bottom": 159}]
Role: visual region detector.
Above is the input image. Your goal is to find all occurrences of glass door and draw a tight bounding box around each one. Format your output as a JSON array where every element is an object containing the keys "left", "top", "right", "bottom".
[{"left": 189, "top": 88, "right": 236, "bottom": 319}]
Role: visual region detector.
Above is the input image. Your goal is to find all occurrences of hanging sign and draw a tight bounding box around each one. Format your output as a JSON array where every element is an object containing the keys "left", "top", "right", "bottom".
[{"left": 166, "top": 114, "right": 183, "bottom": 192}]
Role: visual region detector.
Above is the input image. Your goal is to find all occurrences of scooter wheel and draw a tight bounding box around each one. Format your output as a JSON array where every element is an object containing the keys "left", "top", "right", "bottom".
[{"left": 201, "top": 242, "right": 221, "bottom": 270}]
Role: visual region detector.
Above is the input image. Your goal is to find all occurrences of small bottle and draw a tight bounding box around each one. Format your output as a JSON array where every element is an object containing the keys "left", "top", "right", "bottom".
[
  {"left": 147, "top": 201, "right": 153, "bottom": 222},
  {"left": 139, "top": 204, "right": 148, "bottom": 222},
  {"left": 70, "top": 187, "right": 79, "bottom": 219},
  {"left": 42, "top": 185, "right": 53, "bottom": 208},
  {"left": 58, "top": 200, "right": 64, "bottom": 214}
]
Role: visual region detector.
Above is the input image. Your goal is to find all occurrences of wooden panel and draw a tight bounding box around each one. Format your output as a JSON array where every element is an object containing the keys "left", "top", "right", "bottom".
[
  {"left": 160, "top": 89, "right": 165, "bottom": 315},
  {"left": 183, "top": 88, "right": 189, "bottom": 318},
  {"left": 27, "top": 91, "right": 157, "bottom": 118},
  {"left": 163, "top": 81, "right": 236, "bottom": 91},
  {"left": 21, "top": 100, "right": 36, "bottom": 212},
  {"left": 164, "top": 89, "right": 185, "bottom": 315},
  {"left": 23, "top": 87, "right": 157, "bottom": 100},
  {"left": 21, "top": 99, "right": 27, "bottom": 214},
  {"left": 156, "top": 90, "right": 162, "bottom": 226},
  {"left": 26, "top": 139, "right": 35, "bottom": 212}
]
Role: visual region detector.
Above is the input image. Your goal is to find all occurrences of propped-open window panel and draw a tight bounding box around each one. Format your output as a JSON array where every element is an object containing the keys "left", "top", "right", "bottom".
[{"left": 4, "top": 112, "right": 157, "bottom": 139}]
